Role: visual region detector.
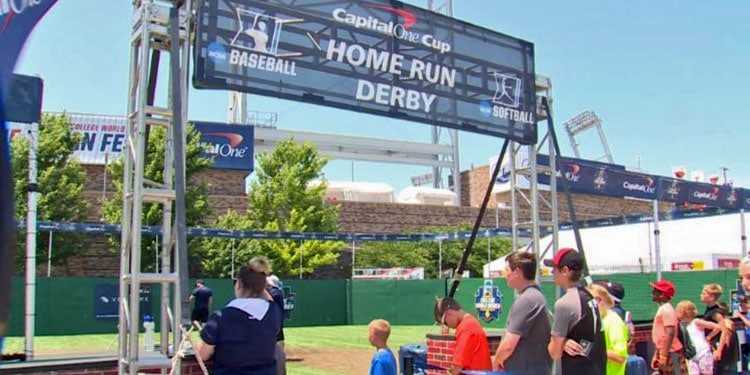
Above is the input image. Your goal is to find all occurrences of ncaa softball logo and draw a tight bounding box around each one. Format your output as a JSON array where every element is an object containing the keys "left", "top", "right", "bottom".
[{"left": 479, "top": 100, "right": 492, "bottom": 117}]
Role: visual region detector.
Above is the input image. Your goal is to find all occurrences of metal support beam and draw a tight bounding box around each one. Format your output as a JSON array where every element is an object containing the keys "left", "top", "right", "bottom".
[{"left": 120, "top": 1, "right": 191, "bottom": 374}]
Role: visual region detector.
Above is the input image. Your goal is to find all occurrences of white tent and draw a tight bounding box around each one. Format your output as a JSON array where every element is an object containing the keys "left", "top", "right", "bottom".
[
  {"left": 311, "top": 180, "right": 395, "bottom": 203},
  {"left": 396, "top": 186, "right": 457, "bottom": 206},
  {"left": 484, "top": 212, "right": 748, "bottom": 277}
]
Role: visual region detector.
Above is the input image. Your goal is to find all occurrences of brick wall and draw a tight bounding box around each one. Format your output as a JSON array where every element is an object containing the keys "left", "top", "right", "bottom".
[
  {"left": 56, "top": 164, "right": 670, "bottom": 276},
  {"left": 337, "top": 201, "right": 499, "bottom": 233},
  {"left": 425, "top": 331, "right": 502, "bottom": 374}
]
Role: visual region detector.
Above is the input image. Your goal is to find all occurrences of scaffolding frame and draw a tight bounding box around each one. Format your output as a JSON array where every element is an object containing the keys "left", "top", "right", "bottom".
[
  {"left": 510, "top": 76, "right": 559, "bottom": 275},
  {"left": 119, "top": 0, "right": 192, "bottom": 374}
]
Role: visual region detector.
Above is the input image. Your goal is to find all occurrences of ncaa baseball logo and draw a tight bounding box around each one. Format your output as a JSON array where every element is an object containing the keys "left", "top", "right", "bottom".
[{"left": 207, "top": 42, "right": 228, "bottom": 65}]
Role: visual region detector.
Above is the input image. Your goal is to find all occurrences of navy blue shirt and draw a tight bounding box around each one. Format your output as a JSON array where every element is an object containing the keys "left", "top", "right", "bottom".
[
  {"left": 200, "top": 300, "right": 281, "bottom": 375},
  {"left": 192, "top": 285, "right": 212, "bottom": 309},
  {"left": 268, "top": 286, "right": 285, "bottom": 341}
]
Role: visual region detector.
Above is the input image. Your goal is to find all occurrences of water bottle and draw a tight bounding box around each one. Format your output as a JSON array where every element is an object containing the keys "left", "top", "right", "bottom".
[
  {"left": 625, "top": 311, "right": 635, "bottom": 339},
  {"left": 143, "top": 314, "right": 155, "bottom": 352}
]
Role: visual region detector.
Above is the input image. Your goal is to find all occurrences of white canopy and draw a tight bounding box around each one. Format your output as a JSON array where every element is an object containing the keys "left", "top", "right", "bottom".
[{"left": 484, "top": 212, "right": 748, "bottom": 277}]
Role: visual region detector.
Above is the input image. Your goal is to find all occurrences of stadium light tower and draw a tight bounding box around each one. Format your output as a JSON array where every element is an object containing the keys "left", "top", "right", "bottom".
[{"left": 563, "top": 110, "right": 614, "bottom": 163}]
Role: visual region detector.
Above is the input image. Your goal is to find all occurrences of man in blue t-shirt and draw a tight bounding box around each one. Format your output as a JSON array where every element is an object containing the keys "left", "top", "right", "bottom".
[
  {"left": 190, "top": 279, "right": 213, "bottom": 327},
  {"left": 368, "top": 319, "right": 397, "bottom": 375}
]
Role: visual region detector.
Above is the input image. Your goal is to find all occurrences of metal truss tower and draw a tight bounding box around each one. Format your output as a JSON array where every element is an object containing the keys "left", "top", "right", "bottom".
[
  {"left": 427, "top": 0, "right": 461, "bottom": 201},
  {"left": 509, "top": 76, "right": 560, "bottom": 272},
  {"left": 120, "top": 0, "right": 192, "bottom": 374}
]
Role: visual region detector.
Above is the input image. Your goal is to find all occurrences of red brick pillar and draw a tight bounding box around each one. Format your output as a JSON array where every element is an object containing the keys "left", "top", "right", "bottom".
[{"left": 426, "top": 331, "right": 503, "bottom": 374}]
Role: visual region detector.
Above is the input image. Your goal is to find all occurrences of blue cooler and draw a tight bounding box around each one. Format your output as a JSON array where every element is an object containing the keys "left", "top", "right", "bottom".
[{"left": 399, "top": 343, "right": 427, "bottom": 375}]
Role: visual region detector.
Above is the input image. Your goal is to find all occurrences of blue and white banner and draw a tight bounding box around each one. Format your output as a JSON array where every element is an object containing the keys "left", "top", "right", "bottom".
[
  {"left": 193, "top": 121, "right": 254, "bottom": 171},
  {"left": 18, "top": 220, "right": 519, "bottom": 242},
  {"left": 8, "top": 114, "right": 256, "bottom": 172}
]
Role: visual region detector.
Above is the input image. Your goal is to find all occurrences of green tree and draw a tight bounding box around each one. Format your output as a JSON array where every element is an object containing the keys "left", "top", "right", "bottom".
[
  {"left": 354, "top": 224, "right": 514, "bottom": 278},
  {"left": 11, "top": 113, "right": 90, "bottom": 273},
  {"left": 102, "top": 124, "right": 212, "bottom": 272},
  {"left": 197, "top": 139, "right": 343, "bottom": 278}
]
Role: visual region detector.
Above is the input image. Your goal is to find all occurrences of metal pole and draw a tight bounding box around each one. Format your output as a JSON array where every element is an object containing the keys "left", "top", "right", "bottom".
[
  {"left": 487, "top": 233, "right": 491, "bottom": 270},
  {"left": 102, "top": 152, "right": 108, "bottom": 203},
  {"left": 231, "top": 239, "right": 235, "bottom": 278},
  {"left": 438, "top": 240, "right": 442, "bottom": 278},
  {"left": 154, "top": 235, "right": 159, "bottom": 272},
  {"left": 46, "top": 232, "right": 52, "bottom": 277},
  {"left": 25, "top": 122, "right": 39, "bottom": 359},
  {"left": 349, "top": 240, "right": 355, "bottom": 280},
  {"left": 653, "top": 200, "right": 662, "bottom": 280},
  {"left": 448, "top": 139, "right": 509, "bottom": 297},
  {"left": 647, "top": 222, "right": 654, "bottom": 272},
  {"left": 300, "top": 244, "right": 304, "bottom": 280},
  {"left": 740, "top": 209, "right": 747, "bottom": 257}
]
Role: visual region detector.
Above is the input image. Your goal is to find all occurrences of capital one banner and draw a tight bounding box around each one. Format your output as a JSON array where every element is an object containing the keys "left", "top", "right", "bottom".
[
  {"left": 194, "top": 0, "right": 537, "bottom": 143},
  {"left": 8, "top": 114, "right": 255, "bottom": 171}
]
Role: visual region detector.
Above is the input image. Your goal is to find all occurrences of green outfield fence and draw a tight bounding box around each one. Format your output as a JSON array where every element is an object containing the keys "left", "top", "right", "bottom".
[{"left": 7, "top": 269, "right": 742, "bottom": 336}]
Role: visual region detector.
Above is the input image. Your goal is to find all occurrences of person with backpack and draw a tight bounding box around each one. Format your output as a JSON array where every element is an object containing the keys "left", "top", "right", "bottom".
[{"left": 676, "top": 300, "right": 724, "bottom": 375}]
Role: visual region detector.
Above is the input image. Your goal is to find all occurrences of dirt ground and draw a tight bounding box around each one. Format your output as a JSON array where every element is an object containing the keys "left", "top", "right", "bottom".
[{"left": 287, "top": 346, "right": 374, "bottom": 374}]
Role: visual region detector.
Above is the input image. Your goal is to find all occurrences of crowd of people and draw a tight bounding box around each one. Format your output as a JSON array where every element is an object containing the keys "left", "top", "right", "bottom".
[
  {"left": 427, "top": 249, "right": 749, "bottom": 375},
  {"left": 187, "top": 251, "right": 750, "bottom": 375}
]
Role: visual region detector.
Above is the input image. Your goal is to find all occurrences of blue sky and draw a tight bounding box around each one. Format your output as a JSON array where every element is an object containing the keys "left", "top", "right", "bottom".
[{"left": 16, "top": 1, "right": 750, "bottom": 194}]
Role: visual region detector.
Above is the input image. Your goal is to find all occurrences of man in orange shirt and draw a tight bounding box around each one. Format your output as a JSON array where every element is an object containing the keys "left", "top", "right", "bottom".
[
  {"left": 434, "top": 297, "right": 492, "bottom": 374},
  {"left": 650, "top": 279, "right": 688, "bottom": 375}
]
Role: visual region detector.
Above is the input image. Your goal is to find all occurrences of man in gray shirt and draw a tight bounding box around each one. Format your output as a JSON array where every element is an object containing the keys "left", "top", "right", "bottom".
[{"left": 492, "top": 251, "right": 552, "bottom": 375}]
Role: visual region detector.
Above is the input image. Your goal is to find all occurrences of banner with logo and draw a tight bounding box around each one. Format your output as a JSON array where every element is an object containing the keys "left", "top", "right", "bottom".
[
  {"left": 657, "top": 177, "right": 691, "bottom": 203},
  {"left": 8, "top": 114, "right": 255, "bottom": 172},
  {"left": 193, "top": 121, "right": 254, "bottom": 171},
  {"left": 680, "top": 182, "right": 741, "bottom": 209},
  {"left": 93, "top": 283, "right": 152, "bottom": 320},
  {"left": 193, "top": 0, "right": 537, "bottom": 143},
  {"left": 740, "top": 189, "right": 750, "bottom": 210},
  {"left": 603, "top": 169, "right": 658, "bottom": 201}
]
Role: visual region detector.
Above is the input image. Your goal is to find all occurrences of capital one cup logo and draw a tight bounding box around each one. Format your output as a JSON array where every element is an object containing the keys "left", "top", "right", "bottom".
[{"left": 593, "top": 167, "right": 607, "bottom": 190}]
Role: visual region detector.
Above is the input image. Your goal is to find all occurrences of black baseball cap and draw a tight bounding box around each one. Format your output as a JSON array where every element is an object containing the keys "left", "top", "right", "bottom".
[
  {"left": 594, "top": 280, "right": 625, "bottom": 302},
  {"left": 543, "top": 248, "right": 584, "bottom": 271}
]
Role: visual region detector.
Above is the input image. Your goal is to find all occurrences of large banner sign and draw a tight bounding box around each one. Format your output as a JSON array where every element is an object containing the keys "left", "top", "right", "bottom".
[
  {"left": 741, "top": 189, "right": 750, "bottom": 210},
  {"left": 604, "top": 169, "right": 658, "bottom": 201},
  {"left": 492, "top": 149, "right": 746, "bottom": 209},
  {"left": 194, "top": 0, "right": 537, "bottom": 143},
  {"left": 8, "top": 114, "right": 255, "bottom": 172}
]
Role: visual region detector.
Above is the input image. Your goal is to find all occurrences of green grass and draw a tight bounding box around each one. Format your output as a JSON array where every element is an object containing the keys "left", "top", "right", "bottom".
[
  {"left": 4, "top": 325, "right": 437, "bottom": 373},
  {"left": 286, "top": 325, "right": 439, "bottom": 350}
]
